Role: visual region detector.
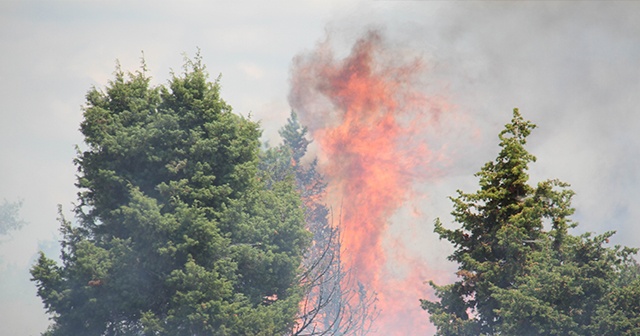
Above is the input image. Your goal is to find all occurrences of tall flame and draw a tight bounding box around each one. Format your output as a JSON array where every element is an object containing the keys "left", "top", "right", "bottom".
[{"left": 289, "top": 30, "right": 449, "bottom": 335}]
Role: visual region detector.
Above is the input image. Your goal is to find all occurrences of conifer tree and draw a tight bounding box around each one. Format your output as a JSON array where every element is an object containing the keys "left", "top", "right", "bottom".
[
  {"left": 492, "top": 231, "right": 640, "bottom": 335},
  {"left": 421, "top": 109, "right": 639, "bottom": 335},
  {"left": 31, "top": 56, "right": 310, "bottom": 336},
  {"left": 261, "top": 111, "right": 378, "bottom": 335}
]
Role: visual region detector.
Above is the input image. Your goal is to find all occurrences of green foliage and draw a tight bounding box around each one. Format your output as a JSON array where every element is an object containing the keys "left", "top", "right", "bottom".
[
  {"left": 422, "top": 109, "right": 640, "bottom": 335},
  {"left": 31, "top": 56, "right": 310, "bottom": 335},
  {"left": 277, "top": 111, "right": 311, "bottom": 167},
  {"left": 492, "top": 232, "right": 640, "bottom": 336}
]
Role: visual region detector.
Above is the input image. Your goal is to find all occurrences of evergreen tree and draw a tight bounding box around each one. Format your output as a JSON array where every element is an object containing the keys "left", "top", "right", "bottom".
[
  {"left": 421, "top": 109, "right": 639, "bottom": 335},
  {"left": 31, "top": 56, "right": 310, "bottom": 336},
  {"left": 492, "top": 231, "right": 640, "bottom": 336},
  {"left": 261, "top": 111, "right": 378, "bottom": 336}
]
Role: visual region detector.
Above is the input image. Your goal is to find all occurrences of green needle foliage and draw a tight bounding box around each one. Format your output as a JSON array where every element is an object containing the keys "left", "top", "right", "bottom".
[
  {"left": 422, "top": 109, "right": 640, "bottom": 336},
  {"left": 31, "top": 55, "right": 310, "bottom": 336}
]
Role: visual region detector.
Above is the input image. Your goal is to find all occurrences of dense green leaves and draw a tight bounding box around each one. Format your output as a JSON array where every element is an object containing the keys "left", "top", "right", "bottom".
[
  {"left": 422, "top": 109, "right": 640, "bottom": 335},
  {"left": 31, "top": 56, "right": 310, "bottom": 335}
]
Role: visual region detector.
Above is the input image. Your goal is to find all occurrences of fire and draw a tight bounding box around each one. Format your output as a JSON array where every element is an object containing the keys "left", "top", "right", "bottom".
[{"left": 289, "top": 30, "right": 449, "bottom": 335}]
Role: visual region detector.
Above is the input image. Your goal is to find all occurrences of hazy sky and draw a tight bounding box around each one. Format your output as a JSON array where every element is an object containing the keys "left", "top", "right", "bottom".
[{"left": 1, "top": 1, "right": 639, "bottom": 335}]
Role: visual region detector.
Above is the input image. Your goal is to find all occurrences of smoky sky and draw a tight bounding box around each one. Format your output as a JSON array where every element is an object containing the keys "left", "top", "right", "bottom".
[
  {"left": 1, "top": 1, "right": 639, "bottom": 335},
  {"left": 420, "top": 2, "right": 640, "bottom": 244}
]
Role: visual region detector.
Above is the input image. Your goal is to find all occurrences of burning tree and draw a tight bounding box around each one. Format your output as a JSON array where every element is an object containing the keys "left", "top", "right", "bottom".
[
  {"left": 260, "top": 111, "right": 379, "bottom": 335},
  {"left": 422, "top": 109, "right": 640, "bottom": 335},
  {"left": 288, "top": 30, "right": 448, "bottom": 335}
]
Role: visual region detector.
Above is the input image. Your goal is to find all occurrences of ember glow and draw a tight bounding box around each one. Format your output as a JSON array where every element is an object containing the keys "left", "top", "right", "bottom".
[{"left": 289, "top": 30, "right": 450, "bottom": 335}]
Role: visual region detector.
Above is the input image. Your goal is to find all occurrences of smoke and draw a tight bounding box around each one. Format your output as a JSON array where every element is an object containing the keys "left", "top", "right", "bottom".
[
  {"left": 0, "top": 200, "right": 25, "bottom": 236},
  {"left": 289, "top": 29, "right": 451, "bottom": 335}
]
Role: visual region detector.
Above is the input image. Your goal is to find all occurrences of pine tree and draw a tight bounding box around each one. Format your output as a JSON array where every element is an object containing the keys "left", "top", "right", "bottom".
[
  {"left": 492, "top": 231, "right": 640, "bottom": 336},
  {"left": 422, "top": 109, "right": 563, "bottom": 335},
  {"left": 261, "top": 111, "right": 378, "bottom": 335},
  {"left": 421, "top": 109, "right": 640, "bottom": 335},
  {"left": 31, "top": 56, "right": 310, "bottom": 335}
]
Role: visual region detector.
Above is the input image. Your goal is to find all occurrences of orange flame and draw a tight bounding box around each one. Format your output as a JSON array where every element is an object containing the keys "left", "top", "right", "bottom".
[{"left": 290, "top": 30, "right": 449, "bottom": 335}]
